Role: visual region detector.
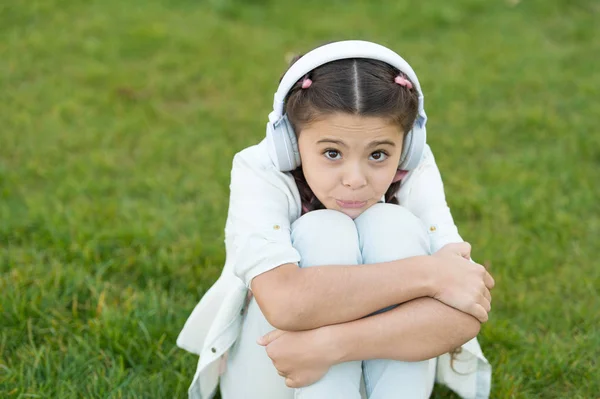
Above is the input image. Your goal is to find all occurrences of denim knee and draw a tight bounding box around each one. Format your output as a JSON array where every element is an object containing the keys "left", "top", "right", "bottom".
[
  {"left": 291, "top": 209, "right": 362, "bottom": 267},
  {"left": 354, "top": 203, "right": 431, "bottom": 264}
]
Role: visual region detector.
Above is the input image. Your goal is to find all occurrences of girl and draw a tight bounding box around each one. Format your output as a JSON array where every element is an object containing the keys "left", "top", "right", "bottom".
[{"left": 177, "top": 40, "right": 495, "bottom": 399}]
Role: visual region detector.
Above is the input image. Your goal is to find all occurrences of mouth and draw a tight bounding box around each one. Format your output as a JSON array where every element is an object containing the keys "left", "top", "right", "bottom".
[{"left": 336, "top": 199, "right": 368, "bottom": 209}]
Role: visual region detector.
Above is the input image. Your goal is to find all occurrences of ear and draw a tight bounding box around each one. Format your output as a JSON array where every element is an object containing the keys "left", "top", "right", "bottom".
[{"left": 392, "top": 169, "right": 408, "bottom": 183}]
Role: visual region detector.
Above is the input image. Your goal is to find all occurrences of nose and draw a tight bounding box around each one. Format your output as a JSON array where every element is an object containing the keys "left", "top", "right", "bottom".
[{"left": 342, "top": 163, "right": 367, "bottom": 189}]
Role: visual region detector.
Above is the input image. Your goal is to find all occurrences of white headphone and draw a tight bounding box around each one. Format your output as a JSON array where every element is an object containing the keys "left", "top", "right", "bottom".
[
  {"left": 266, "top": 40, "right": 428, "bottom": 172},
  {"left": 267, "top": 40, "right": 427, "bottom": 172}
]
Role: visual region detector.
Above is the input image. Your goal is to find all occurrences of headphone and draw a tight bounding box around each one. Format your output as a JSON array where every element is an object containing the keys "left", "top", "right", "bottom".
[{"left": 266, "top": 40, "right": 428, "bottom": 173}]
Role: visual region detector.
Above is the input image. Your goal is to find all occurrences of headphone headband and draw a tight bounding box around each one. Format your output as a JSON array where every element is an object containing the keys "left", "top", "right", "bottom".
[
  {"left": 265, "top": 40, "right": 428, "bottom": 172},
  {"left": 268, "top": 40, "right": 427, "bottom": 126}
]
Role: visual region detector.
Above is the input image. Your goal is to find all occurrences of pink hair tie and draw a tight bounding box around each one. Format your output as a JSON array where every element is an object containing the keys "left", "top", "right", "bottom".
[
  {"left": 394, "top": 75, "right": 413, "bottom": 89},
  {"left": 301, "top": 78, "right": 312, "bottom": 89}
]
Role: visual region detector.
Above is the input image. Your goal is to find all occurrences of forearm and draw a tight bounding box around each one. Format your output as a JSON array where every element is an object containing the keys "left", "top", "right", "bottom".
[
  {"left": 252, "top": 256, "right": 436, "bottom": 331},
  {"left": 327, "top": 297, "right": 481, "bottom": 363}
]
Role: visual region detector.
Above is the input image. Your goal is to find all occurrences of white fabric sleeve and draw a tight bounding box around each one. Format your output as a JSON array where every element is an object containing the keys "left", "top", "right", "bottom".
[
  {"left": 225, "top": 152, "right": 301, "bottom": 289},
  {"left": 402, "top": 145, "right": 466, "bottom": 253}
]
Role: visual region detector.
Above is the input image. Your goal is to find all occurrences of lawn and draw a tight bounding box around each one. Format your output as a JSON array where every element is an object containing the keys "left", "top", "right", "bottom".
[{"left": 1, "top": 0, "right": 599, "bottom": 397}]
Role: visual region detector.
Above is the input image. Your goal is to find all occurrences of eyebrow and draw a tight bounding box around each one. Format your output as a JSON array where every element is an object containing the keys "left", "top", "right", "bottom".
[
  {"left": 367, "top": 139, "right": 396, "bottom": 148},
  {"left": 316, "top": 138, "right": 348, "bottom": 147},
  {"left": 316, "top": 138, "right": 396, "bottom": 148}
]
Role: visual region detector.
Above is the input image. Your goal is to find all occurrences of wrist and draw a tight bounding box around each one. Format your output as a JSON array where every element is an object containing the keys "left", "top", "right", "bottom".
[
  {"left": 420, "top": 255, "right": 440, "bottom": 298},
  {"left": 320, "top": 324, "right": 349, "bottom": 365}
]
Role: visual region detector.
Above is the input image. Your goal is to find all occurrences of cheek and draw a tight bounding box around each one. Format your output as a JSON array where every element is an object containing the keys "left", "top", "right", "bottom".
[
  {"left": 300, "top": 156, "right": 321, "bottom": 186},
  {"left": 373, "top": 166, "right": 399, "bottom": 191},
  {"left": 304, "top": 165, "right": 335, "bottom": 194},
  {"left": 301, "top": 162, "right": 339, "bottom": 202},
  {"left": 300, "top": 153, "right": 318, "bottom": 179}
]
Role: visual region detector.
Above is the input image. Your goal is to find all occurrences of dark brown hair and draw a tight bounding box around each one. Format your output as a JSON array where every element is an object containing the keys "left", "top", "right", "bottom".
[{"left": 280, "top": 54, "right": 420, "bottom": 213}]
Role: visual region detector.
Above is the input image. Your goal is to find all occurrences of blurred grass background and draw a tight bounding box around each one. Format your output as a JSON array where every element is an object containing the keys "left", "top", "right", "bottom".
[{"left": 1, "top": 0, "right": 599, "bottom": 397}]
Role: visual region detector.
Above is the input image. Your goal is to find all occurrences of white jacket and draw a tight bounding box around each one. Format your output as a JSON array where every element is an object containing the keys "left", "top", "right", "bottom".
[{"left": 177, "top": 139, "right": 492, "bottom": 399}]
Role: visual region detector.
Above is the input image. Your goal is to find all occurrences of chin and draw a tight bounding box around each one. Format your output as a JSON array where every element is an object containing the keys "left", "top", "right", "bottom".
[
  {"left": 321, "top": 198, "right": 374, "bottom": 219},
  {"left": 330, "top": 202, "right": 370, "bottom": 219},
  {"left": 338, "top": 208, "right": 365, "bottom": 219}
]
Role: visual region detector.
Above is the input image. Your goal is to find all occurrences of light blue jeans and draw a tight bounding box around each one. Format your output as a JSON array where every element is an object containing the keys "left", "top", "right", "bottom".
[{"left": 220, "top": 203, "right": 436, "bottom": 399}]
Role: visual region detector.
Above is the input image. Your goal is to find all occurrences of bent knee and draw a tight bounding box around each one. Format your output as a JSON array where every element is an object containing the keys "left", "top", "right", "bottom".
[
  {"left": 291, "top": 209, "right": 361, "bottom": 267},
  {"left": 356, "top": 203, "right": 427, "bottom": 236},
  {"left": 355, "top": 203, "right": 431, "bottom": 260},
  {"left": 291, "top": 209, "right": 357, "bottom": 240}
]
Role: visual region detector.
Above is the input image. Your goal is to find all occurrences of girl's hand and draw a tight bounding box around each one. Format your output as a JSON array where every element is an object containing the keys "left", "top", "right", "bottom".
[
  {"left": 257, "top": 327, "right": 336, "bottom": 388},
  {"left": 431, "top": 242, "right": 495, "bottom": 323}
]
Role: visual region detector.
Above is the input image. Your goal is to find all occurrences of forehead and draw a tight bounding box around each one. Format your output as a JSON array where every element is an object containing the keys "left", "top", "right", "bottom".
[{"left": 300, "top": 113, "right": 403, "bottom": 142}]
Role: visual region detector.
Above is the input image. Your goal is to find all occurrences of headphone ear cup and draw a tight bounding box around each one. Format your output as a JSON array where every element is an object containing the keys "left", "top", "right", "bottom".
[
  {"left": 266, "top": 121, "right": 282, "bottom": 170},
  {"left": 399, "top": 129, "right": 413, "bottom": 168},
  {"left": 398, "top": 123, "right": 426, "bottom": 170},
  {"left": 280, "top": 115, "right": 301, "bottom": 170},
  {"left": 266, "top": 115, "right": 301, "bottom": 172}
]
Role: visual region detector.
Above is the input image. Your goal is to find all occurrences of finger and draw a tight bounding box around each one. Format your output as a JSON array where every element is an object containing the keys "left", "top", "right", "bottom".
[
  {"left": 482, "top": 287, "right": 492, "bottom": 304},
  {"left": 458, "top": 242, "right": 472, "bottom": 258},
  {"left": 257, "top": 329, "right": 286, "bottom": 346},
  {"left": 484, "top": 271, "right": 495, "bottom": 290},
  {"left": 442, "top": 242, "right": 471, "bottom": 257},
  {"left": 480, "top": 295, "right": 491, "bottom": 313},
  {"left": 472, "top": 304, "right": 489, "bottom": 323}
]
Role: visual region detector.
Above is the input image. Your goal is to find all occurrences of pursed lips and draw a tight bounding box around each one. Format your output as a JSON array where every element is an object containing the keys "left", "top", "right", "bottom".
[{"left": 336, "top": 199, "right": 368, "bottom": 208}]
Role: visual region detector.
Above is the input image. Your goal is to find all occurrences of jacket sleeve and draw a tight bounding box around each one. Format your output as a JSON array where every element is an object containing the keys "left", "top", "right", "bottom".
[
  {"left": 225, "top": 151, "right": 301, "bottom": 289},
  {"left": 402, "top": 145, "right": 466, "bottom": 253}
]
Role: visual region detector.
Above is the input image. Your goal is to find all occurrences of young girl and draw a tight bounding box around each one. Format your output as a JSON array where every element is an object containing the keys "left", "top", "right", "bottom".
[{"left": 177, "top": 40, "right": 495, "bottom": 399}]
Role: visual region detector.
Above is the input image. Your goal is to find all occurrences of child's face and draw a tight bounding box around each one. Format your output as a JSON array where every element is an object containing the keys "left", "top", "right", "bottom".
[{"left": 298, "top": 113, "right": 404, "bottom": 219}]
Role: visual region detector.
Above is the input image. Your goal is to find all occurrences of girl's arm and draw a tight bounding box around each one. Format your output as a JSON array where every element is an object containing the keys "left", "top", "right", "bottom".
[
  {"left": 329, "top": 297, "right": 480, "bottom": 363},
  {"left": 230, "top": 147, "right": 492, "bottom": 332},
  {"left": 252, "top": 256, "right": 433, "bottom": 331},
  {"left": 253, "top": 243, "right": 492, "bottom": 332},
  {"left": 258, "top": 296, "right": 481, "bottom": 388}
]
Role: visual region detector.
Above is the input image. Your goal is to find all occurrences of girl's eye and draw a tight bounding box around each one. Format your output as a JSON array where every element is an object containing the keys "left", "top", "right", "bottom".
[
  {"left": 370, "top": 151, "right": 389, "bottom": 162},
  {"left": 324, "top": 149, "right": 341, "bottom": 160}
]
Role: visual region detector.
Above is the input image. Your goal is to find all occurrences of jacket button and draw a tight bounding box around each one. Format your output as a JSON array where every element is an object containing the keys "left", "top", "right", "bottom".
[
  {"left": 273, "top": 224, "right": 280, "bottom": 230},
  {"left": 211, "top": 347, "right": 216, "bottom": 353},
  {"left": 429, "top": 226, "right": 437, "bottom": 232}
]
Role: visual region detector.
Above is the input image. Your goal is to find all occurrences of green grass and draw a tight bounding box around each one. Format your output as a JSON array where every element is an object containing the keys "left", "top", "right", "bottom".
[{"left": 1, "top": 0, "right": 599, "bottom": 397}]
